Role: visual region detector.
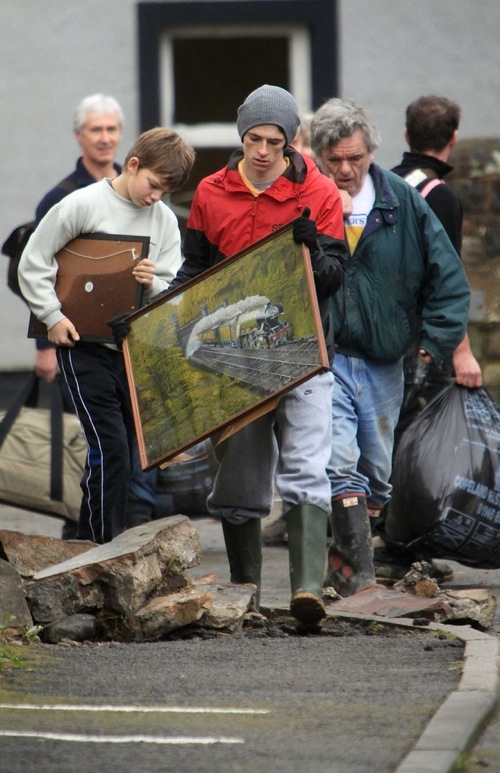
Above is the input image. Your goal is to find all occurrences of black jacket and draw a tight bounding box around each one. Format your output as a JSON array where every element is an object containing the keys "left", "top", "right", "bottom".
[
  {"left": 35, "top": 158, "right": 122, "bottom": 225},
  {"left": 392, "top": 151, "right": 462, "bottom": 253}
]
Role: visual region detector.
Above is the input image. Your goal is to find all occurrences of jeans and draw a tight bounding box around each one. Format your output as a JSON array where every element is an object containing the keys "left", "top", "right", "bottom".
[{"left": 327, "top": 353, "right": 404, "bottom": 509}]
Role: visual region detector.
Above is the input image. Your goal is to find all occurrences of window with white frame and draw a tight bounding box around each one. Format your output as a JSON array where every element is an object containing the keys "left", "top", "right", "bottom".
[{"left": 159, "top": 25, "right": 312, "bottom": 149}]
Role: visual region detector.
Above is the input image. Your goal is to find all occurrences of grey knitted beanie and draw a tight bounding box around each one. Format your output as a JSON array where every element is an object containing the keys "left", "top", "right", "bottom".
[{"left": 237, "top": 84, "right": 300, "bottom": 145}]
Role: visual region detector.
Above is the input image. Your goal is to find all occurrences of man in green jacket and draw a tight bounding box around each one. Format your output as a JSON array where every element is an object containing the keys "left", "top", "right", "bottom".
[{"left": 308, "top": 97, "right": 471, "bottom": 596}]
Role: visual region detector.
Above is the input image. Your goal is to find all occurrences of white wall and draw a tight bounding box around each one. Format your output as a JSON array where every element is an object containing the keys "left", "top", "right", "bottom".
[
  {"left": 1, "top": 0, "right": 139, "bottom": 368},
  {"left": 1, "top": 0, "right": 500, "bottom": 369},
  {"left": 338, "top": 0, "right": 500, "bottom": 168}
]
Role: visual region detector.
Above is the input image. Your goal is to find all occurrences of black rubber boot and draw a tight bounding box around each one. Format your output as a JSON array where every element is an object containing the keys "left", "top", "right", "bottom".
[
  {"left": 326, "top": 497, "right": 377, "bottom": 597},
  {"left": 285, "top": 504, "right": 328, "bottom": 630},
  {"left": 221, "top": 517, "right": 262, "bottom": 608}
]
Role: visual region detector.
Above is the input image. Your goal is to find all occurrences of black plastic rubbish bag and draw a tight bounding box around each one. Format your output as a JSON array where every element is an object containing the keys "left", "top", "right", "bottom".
[{"left": 385, "top": 384, "right": 500, "bottom": 569}]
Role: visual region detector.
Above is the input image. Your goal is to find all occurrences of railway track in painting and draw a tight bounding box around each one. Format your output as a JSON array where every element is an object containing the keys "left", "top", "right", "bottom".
[{"left": 188, "top": 337, "right": 324, "bottom": 394}]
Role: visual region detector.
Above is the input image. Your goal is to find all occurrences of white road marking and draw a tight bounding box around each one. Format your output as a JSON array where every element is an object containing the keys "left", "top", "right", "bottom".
[
  {"left": 0, "top": 703, "right": 268, "bottom": 715},
  {"left": 0, "top": 730, "right": 243, "bottom": 744}
]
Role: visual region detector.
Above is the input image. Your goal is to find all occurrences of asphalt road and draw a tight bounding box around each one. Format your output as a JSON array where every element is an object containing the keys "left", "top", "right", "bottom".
[
  {"left": 1, "top": 507, "right": 499, "bottom": 772},
  {"left": 0, "top": 628, "right": 464, "bottom": 773}
]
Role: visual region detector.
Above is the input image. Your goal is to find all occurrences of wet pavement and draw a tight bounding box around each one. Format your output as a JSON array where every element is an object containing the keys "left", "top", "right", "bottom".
[{"left": 0, "top": 503, "right": 499, "bottom": 772}]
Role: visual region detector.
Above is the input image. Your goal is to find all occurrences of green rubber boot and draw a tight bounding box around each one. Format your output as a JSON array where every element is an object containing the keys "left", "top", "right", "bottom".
[
  {"left": 285, "top": 504, "right": 328, "bottom": 630},
  {"left": 326, "top": 496, "right": 377, "bottom": 597},
  {"left": 221, "top": 517, "right": 262, "bottom": 608}
]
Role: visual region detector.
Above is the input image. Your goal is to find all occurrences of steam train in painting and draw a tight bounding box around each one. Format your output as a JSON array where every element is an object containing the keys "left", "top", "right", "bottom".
[{"left": 198, "top": 302, "right": 290, "bottom": 350}]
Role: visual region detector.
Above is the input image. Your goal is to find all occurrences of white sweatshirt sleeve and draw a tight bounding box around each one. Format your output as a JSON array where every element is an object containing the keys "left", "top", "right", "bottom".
[
  {"left": 18, "top": 180, "right": 184, "bottom": 330},
  {"left": 18, "top": 201, "right": 78, "bottom": 330}
]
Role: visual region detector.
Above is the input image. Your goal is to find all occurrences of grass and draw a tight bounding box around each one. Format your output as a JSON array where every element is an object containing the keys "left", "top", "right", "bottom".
[{"left": 0, "top": 614, "right": 43, "bottom": 673}]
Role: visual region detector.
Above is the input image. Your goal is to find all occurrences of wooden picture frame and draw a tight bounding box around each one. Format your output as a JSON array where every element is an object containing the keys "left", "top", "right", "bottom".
[
  {"left": 28, "top": 233, "right": 149, "bottom": 343},
  {"left": 123, "top": 223, "right": 329, "bottom": 470}
]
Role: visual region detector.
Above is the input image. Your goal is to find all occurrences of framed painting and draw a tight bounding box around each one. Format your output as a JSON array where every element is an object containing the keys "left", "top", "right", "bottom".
[
  {"left": 123, "top": 223, "right": 329, "bottom": 470},
  {"left": 28, "top": 233, "right": 148, "bottom": 343}
]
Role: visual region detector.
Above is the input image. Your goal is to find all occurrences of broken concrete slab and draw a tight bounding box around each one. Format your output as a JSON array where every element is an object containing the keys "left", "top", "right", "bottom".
[
  {"left": 32, "top": 516, "right": 201, "bottom": 580},
  {"left": 325, "top": 584, "right": 451, "bottom": 621},
  {"left": 25, "top": 516, "right": 202, "bottom": 624},
  {"left": 0, "top": 529, "right": 96, "bottom": 577},
  {"left": 0, "top": 558, "right": 33, "bottom": 629},
  {"left": 324, "top": 583, "right": 497, "bottom": 630}
]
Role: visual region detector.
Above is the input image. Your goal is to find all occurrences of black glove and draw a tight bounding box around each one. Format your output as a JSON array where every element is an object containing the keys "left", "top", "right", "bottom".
[
  {"left": 292, "top": 206, "right": 318, "bottom": 251},
  {"left": 108, "top": 313, "right": 131, "bottom": 350}
]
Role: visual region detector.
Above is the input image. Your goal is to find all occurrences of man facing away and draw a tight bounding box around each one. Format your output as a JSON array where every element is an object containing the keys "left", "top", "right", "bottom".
[
  {"left": 372, "top": 95, "right": 482, "bottom": 582},
  {"left": 309, "top": 97, "right": 471, "bottom": 597},
  {"left": 392, "top": 94, "right": 482, "bottom": 414},
  {"left": 114, "top": 85, "right": 348, "bottom": 629}
]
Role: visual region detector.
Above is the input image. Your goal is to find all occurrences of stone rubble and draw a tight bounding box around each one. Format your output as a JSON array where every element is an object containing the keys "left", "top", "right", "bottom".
[
  {"left": 394, "top": 562, "right": 497, "bottom": 629},
  {"left": 0, "top": 526, "right": 496, "bottom": 643},
  {"left": 324, "top": 560, "right": 497, "bottom": 629},
  {"left": 0, "top": 529, "right": 95, "bottom": 577},
  {"left": 0, "top": 515, "right": 256, "bottom": 642}
]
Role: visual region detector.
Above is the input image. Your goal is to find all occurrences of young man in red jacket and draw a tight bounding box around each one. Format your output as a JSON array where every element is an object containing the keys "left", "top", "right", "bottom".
[
  {"left": 179, "top": 84, "right": 347, "bottom": 628},
  {"left": 114, "top": 84, "right": 347, "bottom": 628}
]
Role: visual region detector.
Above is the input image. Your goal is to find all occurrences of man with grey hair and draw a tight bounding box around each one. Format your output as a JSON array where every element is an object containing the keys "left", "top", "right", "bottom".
[
  {"left": 33, "top": 93, "right": 124, "bottom": 386},
  {"left": 36, "top": 93, "right": 124, "bottom": 224},
  {"left": 309, "top": 97, "right": 471, "bottom": 597}
]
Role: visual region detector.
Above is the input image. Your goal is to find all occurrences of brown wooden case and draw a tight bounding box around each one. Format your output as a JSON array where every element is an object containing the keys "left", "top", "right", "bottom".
[{"left": 28, "top": 233, "right": 149, "bottom": 343}]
